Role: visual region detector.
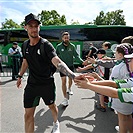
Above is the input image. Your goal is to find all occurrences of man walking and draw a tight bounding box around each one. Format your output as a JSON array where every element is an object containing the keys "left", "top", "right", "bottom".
[
  {"left": 56, "top": 32, "right": 84, "bottom": 106},
  {"left": 16, "top": 13, "right": 76, "bottom": 133}
]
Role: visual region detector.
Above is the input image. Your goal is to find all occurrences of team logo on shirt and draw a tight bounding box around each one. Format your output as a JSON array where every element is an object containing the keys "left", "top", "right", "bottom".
[
  {"left": 50, "top": 100, "right": 53, "bottom": 103},
  {"left": 61, "top": 49, "right": 64, "bottom": 51},
  {"left": 26, "top": 48, "right": 29, "bottom": 54},
  {"left": 68, "top": 48, "right": 72, "bottom": 51},
  {"left": 37, "top": 49, "right": 41, "bottom": 55}
]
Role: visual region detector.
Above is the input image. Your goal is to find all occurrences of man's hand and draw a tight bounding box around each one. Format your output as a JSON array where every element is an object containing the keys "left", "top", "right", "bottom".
[{"left": 16, "top": 78, "right": 22, "bottom": 88}]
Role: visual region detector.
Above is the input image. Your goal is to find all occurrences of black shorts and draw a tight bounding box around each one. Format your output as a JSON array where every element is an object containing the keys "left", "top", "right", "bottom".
[
  {"left": 24, "top": 79, "right": 56, "bottom": 108},
  {"left": 59, "top": 66, "right": 74, "bottom": 77}
]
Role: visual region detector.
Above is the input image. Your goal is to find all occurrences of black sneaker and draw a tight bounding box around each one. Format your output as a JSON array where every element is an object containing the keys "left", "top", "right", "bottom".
[
  {"left": 104, "top": 96, "right": 109, "bottom": 104},
  {"left": 95, "top": 104, "right": 106, "bottom": 112}
]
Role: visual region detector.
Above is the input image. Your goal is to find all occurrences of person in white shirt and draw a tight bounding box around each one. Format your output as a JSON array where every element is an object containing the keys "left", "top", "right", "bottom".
[
  {"left": 75, "top": 43, "right": 133, "bottom": 133},
  {"left": 8, "top": 42, "right": 21, "bottom": 80}
]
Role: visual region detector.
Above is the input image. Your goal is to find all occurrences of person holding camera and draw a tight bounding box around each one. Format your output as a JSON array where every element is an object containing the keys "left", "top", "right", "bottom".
[{"left": 8, "top": 42, "right": 21, "bottom": 80}]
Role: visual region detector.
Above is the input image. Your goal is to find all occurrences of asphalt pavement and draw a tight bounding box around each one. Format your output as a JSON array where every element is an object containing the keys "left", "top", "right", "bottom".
[{"left": 0, "top": 72, "right": 118, "bottom": 133}]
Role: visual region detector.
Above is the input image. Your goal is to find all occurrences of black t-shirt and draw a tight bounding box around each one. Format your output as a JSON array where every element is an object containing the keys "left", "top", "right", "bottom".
[
  {"left": 89, "top": 46, "right": 98, "bottom": 58},
  {"left": 22, "top": 38, "right": 57, "bottom": 85}
]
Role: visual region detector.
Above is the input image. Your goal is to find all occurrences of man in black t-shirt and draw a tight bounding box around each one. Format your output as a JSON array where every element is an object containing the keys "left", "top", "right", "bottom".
[
  {"left": 86, "top": 43, "right": 98, "bottom": 59},
  {"left": 16, "top": 13, "right": 76, "bottom": 133}
]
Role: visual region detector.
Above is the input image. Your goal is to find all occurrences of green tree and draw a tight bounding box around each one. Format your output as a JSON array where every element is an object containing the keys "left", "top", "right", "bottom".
[
  {"left": 1, "top": 19, "right": 21, "bottom": 29},
  {"left": 70, "top": 19, "right": 80, "bottom": 25},
  {"left": 38, "top": 10, "right": 67, "bottom": 25},
  {"left": 94, "top": 10, "right": 126, "bottom": 25},
  {"left": 84, "top": 22, "right": 94, "bottom": 25},
  {"left": 20, "top": 21, "right": 25, "bottom": 27}
]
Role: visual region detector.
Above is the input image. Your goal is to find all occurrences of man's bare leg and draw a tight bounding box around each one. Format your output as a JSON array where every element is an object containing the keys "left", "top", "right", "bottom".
[{"left": 25, "top": 107, "right": 36, "bottom": 133}]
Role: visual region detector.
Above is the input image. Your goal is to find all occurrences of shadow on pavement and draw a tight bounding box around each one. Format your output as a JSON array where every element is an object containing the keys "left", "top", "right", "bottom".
[
  {"left": 34, "top": 104, "right": 67, "bottom": 133},
  {"left": 34, "top": 93, "right": 118, "bottom": 133},
  {"left": 0, "top": 79, "right": 13, "bottom": 85}
]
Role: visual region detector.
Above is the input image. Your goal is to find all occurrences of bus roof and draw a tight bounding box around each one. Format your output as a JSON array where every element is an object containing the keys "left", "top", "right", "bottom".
[{"left": 0, "top": 24, "right": 132, "bottom": 31}]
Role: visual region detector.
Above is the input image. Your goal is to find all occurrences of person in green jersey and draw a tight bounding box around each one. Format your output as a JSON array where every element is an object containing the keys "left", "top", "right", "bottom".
[{"left": 56, "top": 32, "right": 84, "bottom": 106}]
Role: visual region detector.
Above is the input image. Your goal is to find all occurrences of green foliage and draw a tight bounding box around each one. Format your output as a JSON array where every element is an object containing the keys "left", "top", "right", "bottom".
[
  {"left": 0, "top": 10, "right": 67, "bottom": 29},
  {"left": 1, "top": 19, "right": 21, "bottom": 29},
  {"left": 20, "top": 21, "right": 25, "bottom": 27},
  {"left": 0, "top": 9, "right": 126, "bottom": 29},
  {"left": 94, "top": 10, "right": 126, "bottom": 25},
  {"left": 38, "top": 10, "right": 67, "bottom": 25},
  {"left": 70, "top": 19, "right": 80, "bottom": 25},
  {"left": 84, "top": 22, "right": 94, "bottom": 25}
]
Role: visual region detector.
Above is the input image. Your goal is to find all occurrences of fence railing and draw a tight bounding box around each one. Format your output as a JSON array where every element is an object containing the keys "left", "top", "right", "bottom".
[{"left": 0, "top": 54, "right": 28, "bottom": 77}]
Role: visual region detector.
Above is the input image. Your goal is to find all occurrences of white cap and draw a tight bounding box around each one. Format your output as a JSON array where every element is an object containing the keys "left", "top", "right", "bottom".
[{"left": 124, "top": 53, "right": 133, "bottom": 58}]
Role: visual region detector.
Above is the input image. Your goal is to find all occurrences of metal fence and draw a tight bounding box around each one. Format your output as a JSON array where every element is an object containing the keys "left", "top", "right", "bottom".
[{"left": 0, "top": 54, "right": 28, "bottom": 77}]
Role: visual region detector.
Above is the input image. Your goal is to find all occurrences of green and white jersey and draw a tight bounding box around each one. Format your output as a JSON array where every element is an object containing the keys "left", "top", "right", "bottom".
[
  {"left": 110, "top": 61, "right": 129, "bottom": 80},
  {"left": 105, "top": 49, "right": 114, "bottom": 58},
  {"left": 110, "top": 61, "right": 132, "bottom": 115},
  {"left": 114, "top": 78, "right": 133, "bottom": 88},
  {"left": 118, "top": 87, "right": 133, "bottom": 103},
  {"left": 56, "top": 42, "right": 83, "bottom": 67}
]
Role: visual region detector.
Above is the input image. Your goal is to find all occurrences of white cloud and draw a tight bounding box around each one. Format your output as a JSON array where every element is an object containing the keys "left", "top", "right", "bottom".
[
  {"left": 120, "top": 1, "right": 133, "bottom": 26},
  {"left": 0, "top": 0, "right": 133, "bottom": 26},
  {"left": 0, "top": 7, "right": 24, "bottom": 25}
]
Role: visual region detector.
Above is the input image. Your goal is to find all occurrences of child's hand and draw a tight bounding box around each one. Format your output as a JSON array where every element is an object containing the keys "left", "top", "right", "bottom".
[
  {"left": 82, "top": 60, "right": 90, "bottom": 66},
  {"left": 74, "top": 76, "right": 90, "bottom": 89},
  {"left": 87, "top": 72, "right": 103, "bottom": 81},
  {"left": 76, "top": 67, "right": 82, "bottom": 72}
]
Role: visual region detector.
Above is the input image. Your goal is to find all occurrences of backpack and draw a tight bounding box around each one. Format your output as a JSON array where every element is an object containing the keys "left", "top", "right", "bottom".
[{"left": 22, "top": 38, "right": 56, "bottom": 75}]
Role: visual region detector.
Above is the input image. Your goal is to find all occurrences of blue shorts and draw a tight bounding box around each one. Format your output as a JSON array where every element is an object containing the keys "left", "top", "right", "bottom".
[{"left": 24, "top": 79, "right": 56, "bottom": 108}]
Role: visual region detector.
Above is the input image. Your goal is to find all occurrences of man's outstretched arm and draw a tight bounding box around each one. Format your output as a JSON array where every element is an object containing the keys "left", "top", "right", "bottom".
[{"left": 52, "top": 56, "right": 76, "bottom": 79}]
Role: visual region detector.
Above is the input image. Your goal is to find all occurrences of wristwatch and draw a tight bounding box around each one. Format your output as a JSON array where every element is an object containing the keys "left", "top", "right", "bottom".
[{"left": 18, "top": 75, "right": 23, "bottom": 79}]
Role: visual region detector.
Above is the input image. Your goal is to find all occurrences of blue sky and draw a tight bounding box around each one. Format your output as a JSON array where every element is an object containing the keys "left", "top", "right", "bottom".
[{"left": 0, "top": 0, "right": 133, "bottom": 27}]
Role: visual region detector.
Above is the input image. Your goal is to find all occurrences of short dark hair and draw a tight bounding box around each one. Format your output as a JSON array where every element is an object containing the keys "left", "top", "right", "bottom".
[
  {"left": 121, "top": 36, "right": 133, "bottom": 46},
  {"left": 62, "top": 32, "right": 70, "bottom": 37},
  {"left": 96, "top": 49, "right": 106, "bottom": 55},
  {"left": 116, "top": 43, "right": 133, "bottom": 55},
  {"left": 89, "top": 43, "right": 93, "bottom": 46},
  {"left": 102, "top": 42, "right": 111, "bottom": 49},
  {"left": 13, "top": 42, "right": 18, "bottom": 45}
]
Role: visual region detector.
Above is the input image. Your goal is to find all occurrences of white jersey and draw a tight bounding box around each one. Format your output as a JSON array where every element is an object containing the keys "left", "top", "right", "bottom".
[
  {"left": 118, "top": 87, "right": 133, "bottom": 103},
  {"left": 92, "top": 62, "right": 105, "bottom": 77},
  {"left": 114, "top": 78, "right": 133, "bottom": 88},
  {"left": 110, "top": 61, "right": 129, "bottom": 80},
  {"left": 110, "top": 61, "right": 132, "bottom": 115}
]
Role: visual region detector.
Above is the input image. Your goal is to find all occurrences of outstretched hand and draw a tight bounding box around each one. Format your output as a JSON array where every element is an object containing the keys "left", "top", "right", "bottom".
[
  {"left": 87, "top": 57, "right": 96, "bottom": 64},
  {"left": 87, "top": 72, "right": 103, "bottom": 81},
  {"left": 74, "top": 73, "right": 94, "bottom": 81},
  {"left": 76, "top": 67, "right": 82, "bottom": 72},
  {"left": 74, "top": 74, "right": 95, "bottom": 89},
  {"left": 74, "top": 75, "right": 90, "bottom": 89},
  {"left": 82, "top": 60, "right": 89, "bottom": 66}
]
